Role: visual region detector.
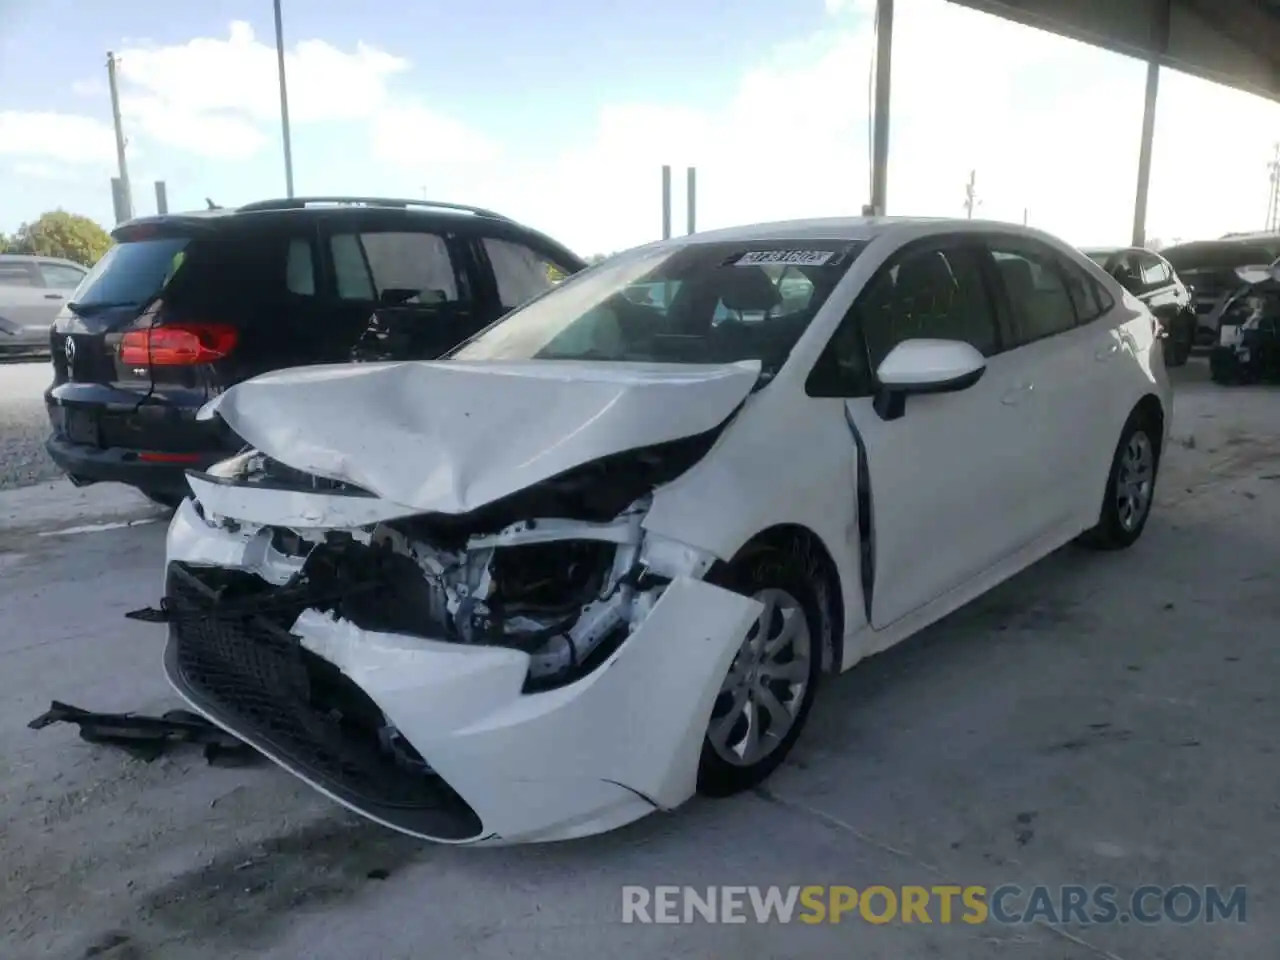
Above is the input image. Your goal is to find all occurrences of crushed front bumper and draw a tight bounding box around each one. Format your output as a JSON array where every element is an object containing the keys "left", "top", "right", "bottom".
[{"left": 162, "top": 509, "right": 761, "bottom": 846}]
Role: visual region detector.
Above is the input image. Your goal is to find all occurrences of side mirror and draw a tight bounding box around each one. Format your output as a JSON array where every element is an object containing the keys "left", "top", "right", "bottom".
[{"left": 873, "top": 338, "right": 986, "bottom": 421}]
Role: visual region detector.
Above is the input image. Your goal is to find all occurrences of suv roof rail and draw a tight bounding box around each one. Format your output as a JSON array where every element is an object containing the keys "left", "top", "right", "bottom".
[{"left": 235, "top": 196, "right": 513, "bottom": 220}]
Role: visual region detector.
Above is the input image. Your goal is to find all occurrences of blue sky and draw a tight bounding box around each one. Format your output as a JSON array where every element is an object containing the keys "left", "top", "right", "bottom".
[{"left": 3, "top": 0, "right": 1280, "bottom": 254}]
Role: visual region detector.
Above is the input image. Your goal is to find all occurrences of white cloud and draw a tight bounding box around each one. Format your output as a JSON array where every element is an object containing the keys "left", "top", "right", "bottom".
[
  {"left": 0, "top": 111, "right": 117, "bottom": 165},
  {"left": 461, "top": 0, "right": 1280, "bottom": 255},
  {"left": 71, "top": 78, "right": 106, "bottom": 98},
  {"left": 369, "top": 102, "right": 502, "bottom": 169},
  {"left": 110, "top": 20, "right": 412, "bottom": 159}
]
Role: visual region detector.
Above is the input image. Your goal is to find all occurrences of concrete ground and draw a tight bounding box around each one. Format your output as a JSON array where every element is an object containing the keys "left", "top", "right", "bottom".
[{"left": 0, "top": 358, "right": 1276, "bottom": 960}]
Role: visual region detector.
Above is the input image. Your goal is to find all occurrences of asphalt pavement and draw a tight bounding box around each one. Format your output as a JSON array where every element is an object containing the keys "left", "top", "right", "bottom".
[
  {"left": 1, "top": 360, "right": 1278, "bottom": 960},
  {"left": 0, "top": 360, "right": 59, "bottom": 490}
]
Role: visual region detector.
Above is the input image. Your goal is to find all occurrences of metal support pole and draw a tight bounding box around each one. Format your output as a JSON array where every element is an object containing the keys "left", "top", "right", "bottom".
[
  {"left": 106, "top": 53, "right": 132, "bottom": 222},
  {"left": 869, "top": 0, "right": 894, "bottom": 216},
  {"left": 1132, "top": 0, "right": 1171, "bottom": 247},
  {"left": 273, "top": 0, "right": 296, "bottom": 198},
  {"left": 661, "top": 165, "right": 672, "bottom": 239},
  {"left": 686, "top": 166, "right": 697, "bottom": 234},
  {"left": 109, "top": 178, "right": 128, "bottom": 226},
  {"left": 154, "top": 181, "right": 169, "bottom": 215}
]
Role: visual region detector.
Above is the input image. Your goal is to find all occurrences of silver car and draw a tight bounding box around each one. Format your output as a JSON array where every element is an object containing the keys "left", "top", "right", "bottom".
[{"left": 0, "top": 254, "right": 88, "bottom": 358}]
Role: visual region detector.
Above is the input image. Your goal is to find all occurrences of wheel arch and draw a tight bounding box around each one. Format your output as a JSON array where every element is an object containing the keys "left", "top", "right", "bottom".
[{"left": 707, "top": 523, "right": 845, "bottom": 676}]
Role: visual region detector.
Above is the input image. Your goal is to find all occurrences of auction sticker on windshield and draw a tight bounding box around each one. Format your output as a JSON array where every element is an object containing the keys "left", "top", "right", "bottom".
[{"left": 735, "top": 250, "right": 834, "bottom": 266}]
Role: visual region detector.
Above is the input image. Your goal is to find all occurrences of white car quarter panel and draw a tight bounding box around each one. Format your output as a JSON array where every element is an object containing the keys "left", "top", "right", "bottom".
[{"left": 286, "top": 578, "right": 762, "bottom": 844}]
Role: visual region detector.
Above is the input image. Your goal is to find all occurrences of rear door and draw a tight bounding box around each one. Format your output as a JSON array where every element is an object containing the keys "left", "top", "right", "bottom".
[
  {"left": 984, "top": 236, "right": 1125, "bottom": 528},
  {"left": 0, "top": 259, "right": 56, "bottom": 332},
  {"left": 317, "top": 212, "right": 487, "bottom": 362}
]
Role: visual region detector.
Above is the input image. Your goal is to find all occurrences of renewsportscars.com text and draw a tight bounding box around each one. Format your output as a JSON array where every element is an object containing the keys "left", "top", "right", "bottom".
[{"left": 621, "top": 884, "right": 1247, "bottom": 925}]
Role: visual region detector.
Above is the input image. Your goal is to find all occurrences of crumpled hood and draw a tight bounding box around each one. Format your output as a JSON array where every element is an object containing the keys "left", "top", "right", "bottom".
[{"left": 199, "top": 358, "right": 760, "bottom": 515}]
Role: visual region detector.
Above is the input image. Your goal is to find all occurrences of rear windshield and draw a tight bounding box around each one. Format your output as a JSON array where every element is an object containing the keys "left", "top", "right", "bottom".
[
  {"left": 72, "top": 238, "right": 190, "bottom": 308},
  {"left": 451, "top": 239, "right": 867, "bottom": 378}
]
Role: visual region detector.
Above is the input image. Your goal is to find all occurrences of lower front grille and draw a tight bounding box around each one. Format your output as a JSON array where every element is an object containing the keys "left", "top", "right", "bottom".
[{"left": 164, "top": 562, "right": 484, "bottom": 840}]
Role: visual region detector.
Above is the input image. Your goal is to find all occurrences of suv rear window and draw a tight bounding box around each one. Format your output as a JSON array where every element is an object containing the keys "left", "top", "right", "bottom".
[{"left": 74, "top": 233, "right": 316, "bottom": 311}]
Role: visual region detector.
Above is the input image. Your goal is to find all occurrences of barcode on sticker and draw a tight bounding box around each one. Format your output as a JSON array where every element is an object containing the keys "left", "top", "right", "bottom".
[{"left": 735, "top": 250, "right": 834, "bottom": 266}]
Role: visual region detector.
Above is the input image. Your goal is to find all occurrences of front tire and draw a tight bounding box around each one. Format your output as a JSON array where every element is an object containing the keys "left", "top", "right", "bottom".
[
  {"left": 696, "top": 545, "right": 823, "bottom": 797},
  {"left": 1078, "top": 411, "right": 1159, "bottom": 551}
]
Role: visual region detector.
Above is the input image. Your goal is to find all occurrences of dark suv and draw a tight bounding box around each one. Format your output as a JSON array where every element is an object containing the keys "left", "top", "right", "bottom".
[
  {"left": 45, "top": 197, "right": 586, "bottom": 506},
  {"left": 1080, "top": 245, "right": 1197, "bottom": 365}
]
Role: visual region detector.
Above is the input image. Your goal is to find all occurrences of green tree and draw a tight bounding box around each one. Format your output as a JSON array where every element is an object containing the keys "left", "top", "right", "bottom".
[{"left": 7, "top": 210, "right": 112, "bottom": 266}]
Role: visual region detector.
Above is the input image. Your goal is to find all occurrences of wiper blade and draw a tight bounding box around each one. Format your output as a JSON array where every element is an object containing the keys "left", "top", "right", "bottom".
[{"left": 68, "top": 300, "right": 139, "bottom": 314}]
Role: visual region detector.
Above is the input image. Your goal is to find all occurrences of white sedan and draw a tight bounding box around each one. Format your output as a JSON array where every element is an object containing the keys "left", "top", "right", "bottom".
[{"left": 159, "top": 217, "right": 1170, "bottom": 845}]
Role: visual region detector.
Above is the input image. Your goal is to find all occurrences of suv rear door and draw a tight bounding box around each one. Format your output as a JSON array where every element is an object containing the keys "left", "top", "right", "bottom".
[{"left": 0, "top": 259, "right": 56, "bottom": 331}]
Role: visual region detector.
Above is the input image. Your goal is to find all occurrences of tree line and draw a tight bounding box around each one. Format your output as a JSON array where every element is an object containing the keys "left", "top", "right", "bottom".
[{"left": 0, "top": 210, "right": 113, "bottom": 267}]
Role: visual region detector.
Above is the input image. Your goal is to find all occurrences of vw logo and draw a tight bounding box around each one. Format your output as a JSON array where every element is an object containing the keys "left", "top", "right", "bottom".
[{"left": 64, "top": 336, "right": 76, "bottom": 365}]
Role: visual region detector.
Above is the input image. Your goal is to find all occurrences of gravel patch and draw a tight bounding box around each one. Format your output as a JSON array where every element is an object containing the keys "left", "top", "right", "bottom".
[{"left": 0, "top": 360, "right": 58, "bottom": 491}]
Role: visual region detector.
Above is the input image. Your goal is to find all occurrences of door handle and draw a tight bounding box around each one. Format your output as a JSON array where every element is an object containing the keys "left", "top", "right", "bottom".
[
  {"left": 1095, "top": 343, "right": 1120, "bottom": 360},
  {"left": 44, "top": 293, "right": 64, "bottom": 300},
  {"left": 1001, "top": 382, "right": 1034, "bottom": 405}
]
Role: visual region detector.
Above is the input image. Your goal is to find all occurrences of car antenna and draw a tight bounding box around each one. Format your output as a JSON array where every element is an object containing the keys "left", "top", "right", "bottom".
[{"left": 205, "top": 198, "right": 218, "bottom": 210}]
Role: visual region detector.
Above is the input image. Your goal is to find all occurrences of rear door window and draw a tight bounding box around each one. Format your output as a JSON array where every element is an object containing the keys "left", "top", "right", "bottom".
[
  {"left": 330, "top": 230, "right": 467, "bottom": 304},
  {"left": 988, "top": 242, "right": 1079, "bottom": 345},
  {"left": 1137, "top": 252, "right": 1172, "bottom": 292},
  {"left": 39, "top": 263, "right": 87, "bottom": 289},
  {"left": 482, "top": 237, "right": 571, "bottom": 310},
  {"left": 0, "top": 261, "right": 38, "bottom": 286}
]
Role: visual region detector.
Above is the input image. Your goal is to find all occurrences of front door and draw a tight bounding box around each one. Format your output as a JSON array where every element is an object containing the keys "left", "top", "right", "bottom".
[{"left": 814, "top": 238, "right": 1046, "bottom": 630}]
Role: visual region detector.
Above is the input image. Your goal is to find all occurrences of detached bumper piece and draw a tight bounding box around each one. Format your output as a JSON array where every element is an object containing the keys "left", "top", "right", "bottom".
[
  {"left": 162, "top": 562, "right": 485, "bottom": 842},
  {"left": 28, "top": 700, "right": 259, "bottom": 765}
]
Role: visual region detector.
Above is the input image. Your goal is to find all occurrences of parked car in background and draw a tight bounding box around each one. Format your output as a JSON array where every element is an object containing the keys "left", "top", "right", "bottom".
[
  {"left": 0, "top": 254, "right": 88, "bottom": 359},
  {"left": 156, "top": 217, "right": 1169, "bottom": 844},
  {"left": 1209, "top": 261, "right": 1280, "bottom": 384},
  {"left": 44, "top": 197, "right": 586, "bottom": 507},
  {"left": 1160, "top": 233, "right": 1280, "bottom": 346},
  {"left": 1080, "top": 246, "right": 1196, "bottom": 366}
]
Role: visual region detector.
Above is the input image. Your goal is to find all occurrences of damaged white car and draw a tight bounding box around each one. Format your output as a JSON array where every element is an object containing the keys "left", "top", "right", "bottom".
[{"left": 158, "top": 217, "right": 1171, "bottom": 845}]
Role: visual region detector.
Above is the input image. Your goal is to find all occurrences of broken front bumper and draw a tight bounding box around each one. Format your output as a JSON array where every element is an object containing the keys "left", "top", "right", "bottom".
[{"left": 162, "top": 507, "right": 761, "bottom": 846}]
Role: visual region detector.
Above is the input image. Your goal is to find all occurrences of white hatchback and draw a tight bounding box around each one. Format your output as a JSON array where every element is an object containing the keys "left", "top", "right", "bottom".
[{"left": 158, "top": 217, "right": 1170, "bottom": 845}]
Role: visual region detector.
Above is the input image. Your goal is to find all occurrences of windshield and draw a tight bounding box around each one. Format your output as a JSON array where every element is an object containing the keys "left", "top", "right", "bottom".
[
  {"left": 71, "top": 237, "right": 190, "bottom": 308},
  {"left": 451, "top": 239, "right": 866, "bottom": 376}
]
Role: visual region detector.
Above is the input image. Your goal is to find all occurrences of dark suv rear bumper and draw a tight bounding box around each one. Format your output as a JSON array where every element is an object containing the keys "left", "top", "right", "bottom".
[{"left": 45, "top": 434, "right": 227, "bottom": 495}]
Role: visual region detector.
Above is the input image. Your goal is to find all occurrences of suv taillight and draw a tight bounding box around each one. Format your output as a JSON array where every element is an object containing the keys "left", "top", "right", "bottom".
[{"left": 119, "top": 324, "right": 238, "bottom": 366}]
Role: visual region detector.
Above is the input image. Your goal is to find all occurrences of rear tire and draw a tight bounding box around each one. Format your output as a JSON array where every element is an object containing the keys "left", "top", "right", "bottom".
[
  {"left": 1078, "top": 410, "right": 1159, "bottom": 551},
  {"left": 696, "top": 545, "right": 823, "bottom": 798}
]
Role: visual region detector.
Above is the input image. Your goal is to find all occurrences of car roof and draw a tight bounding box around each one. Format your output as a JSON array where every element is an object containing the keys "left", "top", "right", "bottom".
[
  {"left": 108, "top": 196, "right": 586, "bottom": 266},
  {"left": 0, "top": 252, "right": 85, "bottom": 268},
  {"left": 638, "top": 216, "right": 1085, "bottom": 254},
  {"left": 113, "top": 197, "right": 518, "bottom": 237}
]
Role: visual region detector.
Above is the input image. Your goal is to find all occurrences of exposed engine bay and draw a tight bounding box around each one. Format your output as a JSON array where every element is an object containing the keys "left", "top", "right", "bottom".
[{"left": 187, "top": 443, "right": 720, "bottom": 692}]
